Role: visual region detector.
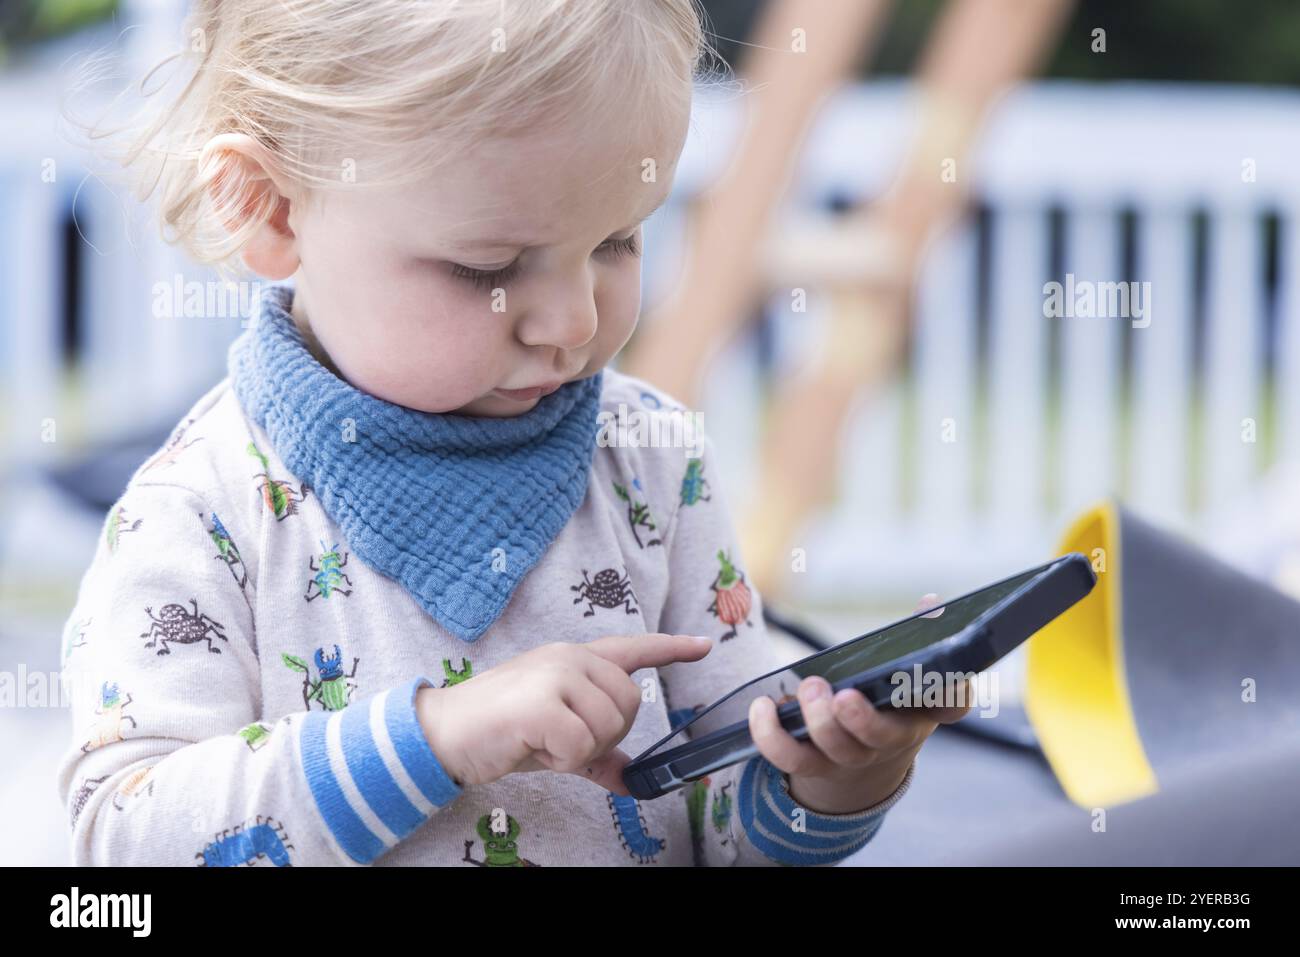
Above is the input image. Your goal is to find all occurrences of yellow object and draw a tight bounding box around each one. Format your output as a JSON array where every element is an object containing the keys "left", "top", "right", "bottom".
[{"left": 1024, "top": 502, "right": 1159, "bottom": 809}]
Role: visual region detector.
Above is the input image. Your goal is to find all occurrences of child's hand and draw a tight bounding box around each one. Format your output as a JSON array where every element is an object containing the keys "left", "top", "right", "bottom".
[
  {"left": 747, "top": 592, "right": 972, "bottom": 814},
  {"left": 416, "top": 634, "right": 713, "bottom": 795}
]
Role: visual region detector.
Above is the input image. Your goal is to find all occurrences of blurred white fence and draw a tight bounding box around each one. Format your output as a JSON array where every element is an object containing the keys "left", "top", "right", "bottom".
[
  {"left": 3, "top": 11, "right": 1300, "bottom": 599},
  {"left": 0, "top": 1, "right": 232, "bottom": 462},
  {"left": 667, "top": 81, "right": 1300, "bottom": 598}
]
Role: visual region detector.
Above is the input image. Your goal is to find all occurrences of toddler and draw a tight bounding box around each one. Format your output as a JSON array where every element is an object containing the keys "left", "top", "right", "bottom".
[{"left": 57, "top": 0, "right": 965, "bottom": 867}]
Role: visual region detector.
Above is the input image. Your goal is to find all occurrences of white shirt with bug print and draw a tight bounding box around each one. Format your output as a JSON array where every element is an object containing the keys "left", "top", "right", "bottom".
[{"left": 55, "top": 368, "right": 911, "bottom": 867}]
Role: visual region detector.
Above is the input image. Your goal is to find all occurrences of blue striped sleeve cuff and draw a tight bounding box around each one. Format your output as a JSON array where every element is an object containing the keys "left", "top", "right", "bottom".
[
  {"left": 737, "top": 756, "right": 914, "bottom": 866},
  {"left": 297, "top": 675, "right": 463, "bottom": 865}
]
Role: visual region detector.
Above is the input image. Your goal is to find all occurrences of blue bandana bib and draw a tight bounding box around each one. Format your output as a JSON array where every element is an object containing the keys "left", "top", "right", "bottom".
[{"left": 227, "top": 283, "right": 603, "bottom": 642}]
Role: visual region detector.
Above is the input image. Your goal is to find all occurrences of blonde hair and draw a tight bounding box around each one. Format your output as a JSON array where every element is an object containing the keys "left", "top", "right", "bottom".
[{"left": 65, "top": 0, "right": 719, "bottom": 284}]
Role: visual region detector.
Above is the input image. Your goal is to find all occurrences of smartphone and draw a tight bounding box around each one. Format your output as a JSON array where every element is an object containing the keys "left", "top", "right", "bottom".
[{"left": 622, "top": 552, "right": 1096, "bottom": 800}]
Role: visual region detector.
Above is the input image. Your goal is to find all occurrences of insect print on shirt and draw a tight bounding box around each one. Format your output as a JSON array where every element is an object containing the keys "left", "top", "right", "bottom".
[
  {"left": 441, "top": 657, "right": 473, "bottom": 687},
  {"left": 679, "top": 458, "right": 711, "bottom": 506},
  {"left": 246, "top": 440, "right": 309, "bottom": 521},
  {"left": 711, "top": 782, "right": 734, "bottom": 837},
  {"left": 612, "top": 476, "right": 662, "bottom": 549},
  {"left": 112, "top": 766, "right": 156, "bottom": 811},
  {"left": 660, "top": 676, "right": 703, "bottom": 734},
  {"left": 62, "top": 616, "right": 90, "bottom": 661},
  {"left": 667, "top": 704, "right": 703, "bottom": 732},
  {"left": 81, "top": 682, "right": 136, "bottom": 753},
  {"left": 685, "top": 779, "right": 708, "bottom": 860},
  {"left": 685, "top": 778, "right": 734, "bottom": 863},
  {"left": 282, "top": 645, "right": 360, "bottom": 712},
  {"left": 237, "top": 721, "right": 272, "bottom": 751},
  {"left": 463, "top": 810, "right": 540, "bottom": 867},
  {"left": 707, "top": 548, "right": 753, "bottom": 641},
  {"left": 637, "top": 389, "right": 688, "bottom": 415},
  {"left": 607, "top": 792, "right": 665, "bottom": 864},
  {"left": 570, "top": 566, "right": 639, "bottom": 618},
  {"left": 140, "top": 415, "right": 202, "bottom": 474},
  {"left": 104, "top": 505, "right": 142, "bottom": 554},
  {"left": 196, "top": 815, "right": 294, "bottom": 867},
  {"left": 206, "top": 511, "right": 248, "bottom": 591},
  {"left": 141, "top": 598, "right": 229, "bottom": 655},
  {"left": 304, "top": 541, "right": 354, "bottom": 600},
  {"left": 69, "top": 775, "right": 109, "bottom": 827}
]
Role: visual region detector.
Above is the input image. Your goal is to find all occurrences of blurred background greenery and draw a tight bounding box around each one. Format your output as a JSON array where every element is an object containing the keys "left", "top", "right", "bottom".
[
  {"left": 0, "top": 0, "right": 117, "bottom": 62},
  {"left": 699, "top": 0, "right": 1300, "bottom": 85},
  {"left": 7, "top": 0, "right": 1300, "bottom": 85}
]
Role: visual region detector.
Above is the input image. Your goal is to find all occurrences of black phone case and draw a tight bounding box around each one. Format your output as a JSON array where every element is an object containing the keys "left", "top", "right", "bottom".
[{"left": 622, "top": 552, "right": 1097, "bottom": 800}]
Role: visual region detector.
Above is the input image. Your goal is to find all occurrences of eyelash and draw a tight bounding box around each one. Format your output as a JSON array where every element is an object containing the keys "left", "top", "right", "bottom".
[{"left": 448, "top": 234, "right": 641, "bottom": 291}]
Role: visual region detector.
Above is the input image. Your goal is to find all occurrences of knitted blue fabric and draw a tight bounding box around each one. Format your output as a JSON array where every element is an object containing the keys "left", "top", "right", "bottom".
[{"left": 227, "top": 283, "right": 604, "bottom": 642}]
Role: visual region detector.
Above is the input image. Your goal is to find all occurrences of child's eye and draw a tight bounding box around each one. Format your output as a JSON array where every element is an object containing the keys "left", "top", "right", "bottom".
[
  {"left": 598, "top": 234, "right": 641, "bottom": 260},
  {"left": 449, "top": 259, "right": 522, "bottom": 292},
  {"left": 447, "top": 234, "right": 640, "bottom": 291}
]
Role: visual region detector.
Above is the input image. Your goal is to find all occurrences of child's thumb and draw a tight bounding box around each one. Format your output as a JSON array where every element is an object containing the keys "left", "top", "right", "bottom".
[
  {"left": 575, "top": 748, "right": 634, "bottom": 795},
  {"left": 916, "top": 593, "right": 945, "bottom": 618}
]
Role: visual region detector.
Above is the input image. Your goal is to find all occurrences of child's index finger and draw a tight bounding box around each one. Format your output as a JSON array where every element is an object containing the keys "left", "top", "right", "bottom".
[{"left": 584, "top": 632, "right": 713, "bottom": 674}]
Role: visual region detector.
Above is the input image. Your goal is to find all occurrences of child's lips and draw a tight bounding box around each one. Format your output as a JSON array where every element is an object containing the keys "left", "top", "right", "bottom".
[{"left": 495, "top": 381, "right": 562, "bottom": 401}]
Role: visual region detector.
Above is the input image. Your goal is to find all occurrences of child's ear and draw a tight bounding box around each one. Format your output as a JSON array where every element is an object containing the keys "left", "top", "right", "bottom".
[{"left": 199, "top": 132, "right": 300, "bottom": 280}]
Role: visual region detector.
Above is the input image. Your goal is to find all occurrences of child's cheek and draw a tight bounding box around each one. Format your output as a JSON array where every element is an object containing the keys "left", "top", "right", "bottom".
[
  {"left": 320, "top": 302, "right": 498, "bottom": 414},
  {"left": 594, "top": 271, "right": 643, "bottom": 351}
]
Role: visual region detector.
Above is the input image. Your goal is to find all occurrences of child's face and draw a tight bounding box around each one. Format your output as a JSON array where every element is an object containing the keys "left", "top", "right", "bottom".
[{"left": 281, "top": 98, "right": 689, "bottom": 417}]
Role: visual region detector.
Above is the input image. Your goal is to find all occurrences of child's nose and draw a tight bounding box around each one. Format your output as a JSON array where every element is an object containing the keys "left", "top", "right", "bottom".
[{"left": 517, "top": 300, "right": 599, "bottom": 352}]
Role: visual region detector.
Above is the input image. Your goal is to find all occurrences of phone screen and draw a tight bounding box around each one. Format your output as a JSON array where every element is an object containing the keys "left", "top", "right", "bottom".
[{"left": 639, "top": 564, "right": 1047, "bottom": 757}]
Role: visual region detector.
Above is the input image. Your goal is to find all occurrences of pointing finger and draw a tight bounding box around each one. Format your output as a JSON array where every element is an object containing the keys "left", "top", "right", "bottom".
[{"left": 584, "top": 632, "right": 713, "bottom": 674}]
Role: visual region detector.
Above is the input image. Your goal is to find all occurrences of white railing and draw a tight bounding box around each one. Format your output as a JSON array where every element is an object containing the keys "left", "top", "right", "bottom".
[
  {"left": 667, "top": 81, "right": 1300, "bottom": 599},
  {"left": 0, "top": 2, "right": 230, "bottom": 464}
]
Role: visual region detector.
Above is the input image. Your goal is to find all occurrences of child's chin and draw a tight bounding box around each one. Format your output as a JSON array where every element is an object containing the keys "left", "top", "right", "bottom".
[{"left": 452, "top": 394, "right": 538, "bottom": 418}]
